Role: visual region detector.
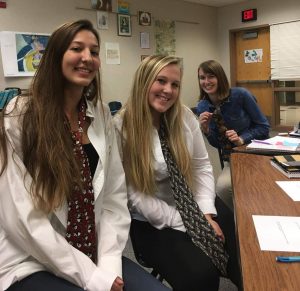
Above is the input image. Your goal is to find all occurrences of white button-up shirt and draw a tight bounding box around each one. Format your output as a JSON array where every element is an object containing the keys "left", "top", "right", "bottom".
[
  {"left": 114, "top": 106, "right": 216, "bottom": 233},
  {"left": 0, "top": 97, "right": 130, "bottom": 291}
]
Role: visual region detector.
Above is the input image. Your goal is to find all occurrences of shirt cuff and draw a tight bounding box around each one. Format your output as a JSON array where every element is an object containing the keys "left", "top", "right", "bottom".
[
  {"left": 86, "top": 266, "right": 116, "bottom": 291},
  {"left": 198, "top": 199, "right": 217, "bottom": 216},
  {"left": 98, "top": 255, "right": 122, "bottom": 278},
  {"left": 170, "top": 210, "right": 186, "bottom": 232}
]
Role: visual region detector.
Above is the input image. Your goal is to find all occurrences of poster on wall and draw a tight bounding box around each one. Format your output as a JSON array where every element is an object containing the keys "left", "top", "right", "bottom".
[
  {"left": 0, "top": 31, "right": 50, "bottom": 77},
  {"left": 244, "top": 48, "right": 263, "bottom": 63},
  {"left": 140, "top": 32, "right": 150, "bottom": 49},
  {"left": 117, "top": 0, "right": 129, "bottom": 14},
  {"left": 155, "top": 20, "right": 176, "bottom": 55},
  {"left": 105, "top": 42, "right": 120, "bottom": 65}
]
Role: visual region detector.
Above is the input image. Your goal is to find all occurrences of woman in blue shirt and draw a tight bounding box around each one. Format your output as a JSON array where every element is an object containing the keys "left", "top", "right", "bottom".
[{"left": 196, "top": 60, "right": 269, "bottom": 211}]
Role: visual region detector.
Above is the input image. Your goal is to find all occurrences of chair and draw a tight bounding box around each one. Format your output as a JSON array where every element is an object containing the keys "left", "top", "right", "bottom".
[
  {"left": 108, "top": 101, "right": 122, "bottom": 116},
  {"left": 129, "top": 227, "right": 164, "bottom": 282},
  {"left": 4, "top": 87, "right": 22, "bottom": 95},
  {"left": 0, "top": 89, "right": 20, "bottom": 110}
]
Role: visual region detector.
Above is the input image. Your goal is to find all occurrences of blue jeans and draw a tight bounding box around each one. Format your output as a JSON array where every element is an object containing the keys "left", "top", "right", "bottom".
[{"left": 7, "top": 256, "right": 170, "bottom": 291}]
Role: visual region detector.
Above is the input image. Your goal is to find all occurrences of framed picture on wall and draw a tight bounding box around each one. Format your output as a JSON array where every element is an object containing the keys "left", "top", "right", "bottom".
[
  {"left": 97, "top": 11, "right": 109, "bottom": 29},
  {"left": 138, "top": 11, "right": 151, "bottom": 26},
  {"left": 117, "top": 14, "right": 131, "bottom": 36},
  {"left": 91, "top": 0, "right": 112, "bottom": 12}
]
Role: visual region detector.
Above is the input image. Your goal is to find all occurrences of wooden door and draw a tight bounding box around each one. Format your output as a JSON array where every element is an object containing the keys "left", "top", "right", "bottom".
[{"left": 230, "top": 26, "right": 273, "bottom": 125}]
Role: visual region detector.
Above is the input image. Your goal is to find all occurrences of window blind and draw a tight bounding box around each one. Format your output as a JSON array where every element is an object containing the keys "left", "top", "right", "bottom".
[{"left": 270, "top": 20, "right": 300, "bottom": 80}]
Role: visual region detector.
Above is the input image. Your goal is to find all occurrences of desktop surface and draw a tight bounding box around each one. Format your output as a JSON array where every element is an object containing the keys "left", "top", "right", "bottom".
[{"left": 230, "top": 153, "right": 300, "bottom": 291}]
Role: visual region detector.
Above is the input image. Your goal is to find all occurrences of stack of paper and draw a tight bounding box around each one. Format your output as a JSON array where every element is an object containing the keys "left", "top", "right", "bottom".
[
  {"left": 270, "top": 155, "right": 300, "bottom": 178},
  {"left": 246, "top": 136, "right": 300, "bottom": 154}
]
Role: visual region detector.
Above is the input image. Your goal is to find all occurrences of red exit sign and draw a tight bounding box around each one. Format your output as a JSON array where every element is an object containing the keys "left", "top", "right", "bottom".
[
  {"left": 0, "top": 1, "right": 7, "bottom": 8},
  {"left": 242, "top": 8, "right": 257, "bottom": 22}
]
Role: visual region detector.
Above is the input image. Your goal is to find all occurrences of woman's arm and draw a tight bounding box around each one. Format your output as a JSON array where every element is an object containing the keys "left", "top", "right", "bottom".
[
  {"left": 238, "top": 89, "right": 270, "bottom": 143},
  {"left": 128, "top": 186, "right": 185, "bottom": 231},
  {"left": 97, "top": 107, "right": 131, "bottom": 279}
]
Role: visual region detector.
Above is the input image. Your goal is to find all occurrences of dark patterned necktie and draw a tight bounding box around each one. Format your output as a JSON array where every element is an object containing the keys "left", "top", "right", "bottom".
[
  {"left": 158, "top": 122, "right": 228, "bottom": 276},
  {"left": 212, "top": 105, "right": 232, "bottom": 161},
  {"left": 65, "top": 99, "right": 97, "bottom": 263}
]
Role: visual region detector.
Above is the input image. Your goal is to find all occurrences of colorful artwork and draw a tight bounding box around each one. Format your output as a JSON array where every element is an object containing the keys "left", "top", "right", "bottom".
[
  {"left": 0, "top": 31, "right": 50, "bottom": 77},
  {"left": 155, "top": 20, "right": 176, "bottom": 55},
  {"left": 16, "top": 34, "right": 49, "bottom": 72},
  {"left": 117, "top": 0, "right": 129, "bottom": 14},
  {"left": 244, "top": 49, "right": 263, "bottom": 63}
]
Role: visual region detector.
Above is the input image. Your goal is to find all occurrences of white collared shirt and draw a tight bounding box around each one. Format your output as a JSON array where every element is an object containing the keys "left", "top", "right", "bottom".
[
  {"left": 0, "top": 97, "right": 130, "bottom": 291},
  {"left": 114, "top": 106, "right": 216, "bottom": 232}
]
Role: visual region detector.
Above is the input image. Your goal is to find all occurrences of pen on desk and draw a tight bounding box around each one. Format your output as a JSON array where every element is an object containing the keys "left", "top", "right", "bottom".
[
  {"left": 276, "top": 256, "right": 300, "bottom": 262},
  {"left": 251, "top": 139, "right": 272, "bottom": 145}
]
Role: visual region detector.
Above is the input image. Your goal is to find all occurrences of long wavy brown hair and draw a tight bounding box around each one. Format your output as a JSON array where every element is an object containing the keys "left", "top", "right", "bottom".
[
  {"left": 0, "top": 19, "right": 102, "bottom": 213},
  {"left": 120, "top": 55, "right": 193, "bottom": 195}
]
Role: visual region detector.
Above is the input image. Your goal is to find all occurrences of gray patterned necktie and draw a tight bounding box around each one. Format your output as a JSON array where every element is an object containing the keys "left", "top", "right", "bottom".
[{"left": 158, "top": 122, "right": 228, "bottom": 276}]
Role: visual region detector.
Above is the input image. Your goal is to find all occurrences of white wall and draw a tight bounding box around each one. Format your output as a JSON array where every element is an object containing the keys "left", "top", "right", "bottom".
[
  {"left": 217, "top": 0, "right": 300, "bottom": 80},
  {"left": 0, "top": 0, "right": 219, "bottom": 107}
]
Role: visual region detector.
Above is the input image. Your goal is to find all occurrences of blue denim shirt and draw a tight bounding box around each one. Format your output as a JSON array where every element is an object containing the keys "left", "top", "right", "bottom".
[{"left": 196, "top": 87, "right": 270, "bottom": 149}]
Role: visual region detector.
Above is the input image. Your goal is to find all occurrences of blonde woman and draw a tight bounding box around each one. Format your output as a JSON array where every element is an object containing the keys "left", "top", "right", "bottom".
[{"left": 114, "top": 55, "right": 241, "bottom": 291}]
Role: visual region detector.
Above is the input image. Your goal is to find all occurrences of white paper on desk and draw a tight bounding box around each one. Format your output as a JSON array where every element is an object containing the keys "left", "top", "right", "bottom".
[
  {"left": 247, "top": 136, "right": 300, "bottom": 151},
  {"left": 276, "top": 181, "right": 300, "bottom": 201},
  {"left": 253, "top": 215, "right": 300, "bottom": 252}
]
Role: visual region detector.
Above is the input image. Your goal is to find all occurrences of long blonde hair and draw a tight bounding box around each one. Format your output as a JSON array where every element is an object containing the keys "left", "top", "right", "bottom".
[
  {"left": 0, "top": 20, "right": 102, "bottom": 213},
  {"left": 121, "top": 55, "right": 192, "bottom": 195}
]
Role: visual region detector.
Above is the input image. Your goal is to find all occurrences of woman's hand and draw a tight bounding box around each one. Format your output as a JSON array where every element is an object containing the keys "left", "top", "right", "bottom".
[
  {"left": 225, "top": 129, "right": 244, "bottom": 146},
  {"left": 199, "top": 112, "right": 213, "bottom": 134},
  {"left": 111, "top": 277, "right": 124, "bottom": 291},
  {"left": 204, "top": 214, "right": 225, "bottom": 242}
]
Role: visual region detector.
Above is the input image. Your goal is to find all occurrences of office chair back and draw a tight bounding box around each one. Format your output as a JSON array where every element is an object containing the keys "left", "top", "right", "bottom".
[{"left": 0, "top": 88, "right": 20, "bottom": 110}]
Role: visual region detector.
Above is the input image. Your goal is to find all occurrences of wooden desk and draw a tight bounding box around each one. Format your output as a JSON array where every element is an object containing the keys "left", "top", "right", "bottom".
[{"left": 231, "top": 153, "right": 300, "bottom": 291}]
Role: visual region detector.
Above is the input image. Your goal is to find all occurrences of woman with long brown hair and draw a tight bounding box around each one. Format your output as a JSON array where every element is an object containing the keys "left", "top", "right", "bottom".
[
  {"left": 0, "top": 20, "right": 169, "bottom": 291},
  {"left": 197, "top": 60, "right": 269, "bottom": 211}
]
